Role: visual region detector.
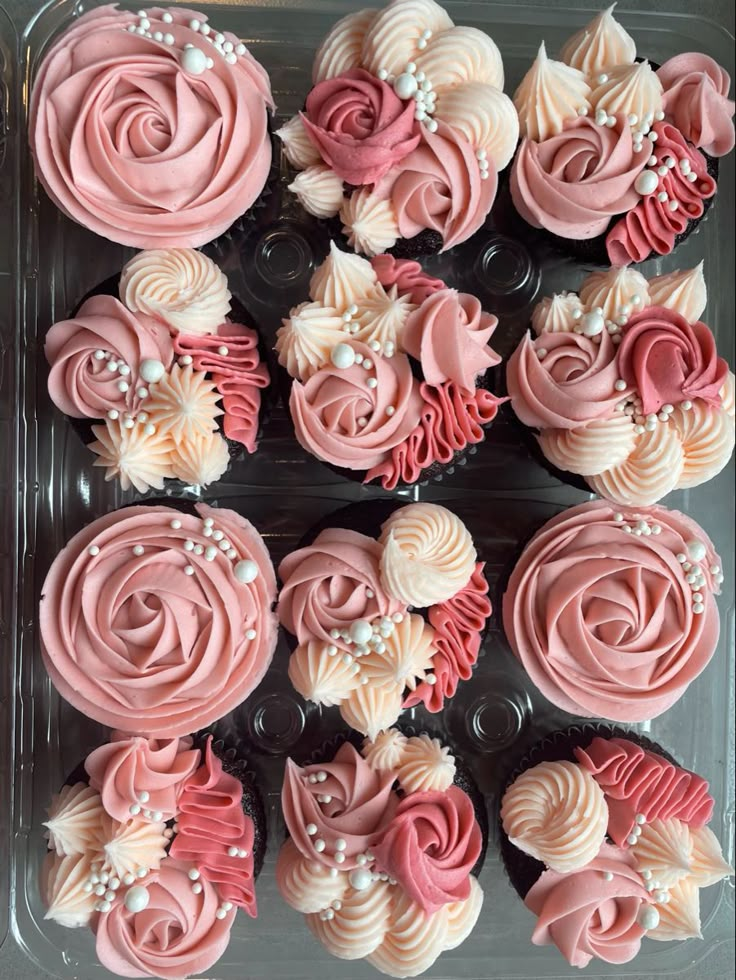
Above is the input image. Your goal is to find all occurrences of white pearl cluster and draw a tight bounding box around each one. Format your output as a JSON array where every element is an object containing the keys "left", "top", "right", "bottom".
[
  {"left": 315, "top": 852, "right": 397, "bottom": 917},
  {"left": 612, "top": 513, "right": 663, "bottom": 537},
  {"left": 128, "top": 789, "right": 164, "bottom": 823},
  {"left": 328, "top": 341, "right": 399, "bottom": 420},
  {"left": 322, "top": 614, "right": 405, "bottom": 684},
  {"left": 125, "top": 10, "right": 248, "bottom": 75},
  {"left": 615, "top": 391, "right": 676, "bottom": 432},
  {"left": 622, "top": 813, "right": 672, "bottom": 916},
  {"left": 379, "top": 54, "right": 438, "bottom": 134},
  {"left": 634, "top": 150, "right": 707, "bottom": 207},
  {"left": 676, "top": 538, "right": 722, "bottom": 614},
  {"left": 82, "top": 860, "right": 150, "bottom": 913}
]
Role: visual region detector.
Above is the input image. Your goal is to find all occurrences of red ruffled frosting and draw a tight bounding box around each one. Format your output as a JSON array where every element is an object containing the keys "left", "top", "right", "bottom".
[{"left": 370, "top": 255, "right": 446, "bottom": 306}]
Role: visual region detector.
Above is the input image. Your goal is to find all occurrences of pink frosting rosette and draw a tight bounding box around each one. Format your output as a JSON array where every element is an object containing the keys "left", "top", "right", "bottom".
[
  {"left": 29, "top": 6, "right": 274, "bottom": 248},
  {"left": 658, "top": 53, "right": 735, "bottom": 158},
  {"left": 282, "top": 743, "right": 397, "bottom": 870},
  {"left": 506, "top": 329, "right": 626, "bottom": 430},
  {"left": 525, "top": 843, "right": 654, "bottom": 969},
  {"left": 616, "top": 306, "right": 728, "bottom": 415},
  {"left": 502, "top": 501, "right": 721, "bottom": 722},
  {"left": 94, "top": 858, "right": 236, "bottom": 980},
  {"left": 511, "top": 117, "right": 648, "bottom": 239},
  {"left": 301, "top": 69, "right": 420, "bottom": 185},
  {"left": 85, "top": 731, "right": 201, "bottom": 823},
  {"left": 372, "top": 785, "right": 482, "bottom": 914},
  {"left": 370, "top": 255, "right": 446, "bottom": 306},
  {"left": 290, "top": 342, "right": 424, "bottom": 470},
  {"left": 45, "top": 295, "right": 174, "bottom": 419}
]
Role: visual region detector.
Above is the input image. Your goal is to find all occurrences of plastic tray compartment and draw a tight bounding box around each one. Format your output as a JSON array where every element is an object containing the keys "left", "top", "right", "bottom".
[{"left": 12, "top": 2, "right": 736, "bottom": 979}]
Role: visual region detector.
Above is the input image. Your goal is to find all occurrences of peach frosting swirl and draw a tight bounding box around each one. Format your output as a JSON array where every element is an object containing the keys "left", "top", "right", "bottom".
[{"left": 39, "top": 503, "right": 277, "bottom": 736}]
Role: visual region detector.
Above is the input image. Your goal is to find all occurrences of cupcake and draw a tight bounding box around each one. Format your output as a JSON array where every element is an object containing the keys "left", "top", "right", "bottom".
[
  {"left": 276, "top": 728, "right": 487, "bottom": 977},
  {"left": 509, "top": 6, "right": 735, "bottom": 264},
  {"left": 45, "top": 248, "right": 272, "bottom": 493},
  {"left": 278, "top": 0, "right": 518, "bottom": 258},
  {"left": 502, "top": 500, "right": 723, "bottom": 723},
  {"left": 42, "top": 731, "right": 266, "bottom": 979},
  {"left": 39, "top": 502, "right": 278, "bottom": 736},
  {"left": 278, "top": 499, "right": 492, "bottom": 736},
  {"left": 29, "top": 6, "right": 274, "bottom": 249},
  {"left": 276, "top": 242, "right": 504, "bottom": 488},
  {"left": 506, "top": 263, "right": 734, "bottom": 505},
  {"left": 499, "top": 726, "right": 733, "bottom": 969}
]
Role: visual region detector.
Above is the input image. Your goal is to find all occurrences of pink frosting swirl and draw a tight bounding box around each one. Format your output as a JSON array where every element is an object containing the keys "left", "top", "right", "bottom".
[
  {"left": 289, "top": 344, "right": 423, "bottom": 471},
  {"left": 39, "top": 503, "right": 278, "bottom": 736},
  {"left": 94, "top": 858, "right": 236, "bottom": 980},
  {"left": 606, "top": 123, "right": 716, "bottom": 265},
  {"left": 301, "top": 69, "right": 420, "bottom": 185},
  {"left": 502, "top": 500, "right": 722, "bottom": 722},
  {"left": 45, "top": 295, "right": 174, "bottom": 419},
  {"left": 169, "top": 738, "right": 256, "bottom": 915},
  {"left": 374, "top": 121, "right": 497, "bottom": 251},
  {"left": 365, "top": 383, "right": 502, "bottom": 490},
  {"left": 402, "top": 290, "right": 501, "bottom": 389},
  {"left": 405, "top": 563, "right": 491, "bottom": 713},
  {"left": 85, "top": 731, "right": 200, "bottom": 823},
  {"left": 506, "top": 330, "right": 625, "bottom": 430},
  {"left": 658, "top": 53, "right": 735, "bottom": 157},
  {"left": 370, "top": 255, "right": 446, "bottom": 306},
  {"left": 282, "top": 743, "right": 397, "bottom": 870},
  {"left": 617, "top": 306, "right": 728, "bottom": 415},
  {"left": 574, "top": 737, "right": 715, "bottom": 847},
  {"left": 372, "top": 786, "right": 481, "bottom": 914},
  {"left": 174, "top": 322, "right": 270, "bottom": 452},
  {"left": 29, "top": 6, "right": 273, "bottom": 248},
  {"left": 278, "top": 527, "right": 405, "bottom": 647},
  {"left": 525, "top": 843, "right": 653, "bottom": 968},
  {"left": 510, "top": 117, "right": 648, "bottom": 239}
]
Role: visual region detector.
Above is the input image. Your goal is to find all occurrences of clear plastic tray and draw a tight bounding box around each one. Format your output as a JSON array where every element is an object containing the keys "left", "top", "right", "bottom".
[{"left": 10, "top": 2, "right": 735, "bottom": 978}]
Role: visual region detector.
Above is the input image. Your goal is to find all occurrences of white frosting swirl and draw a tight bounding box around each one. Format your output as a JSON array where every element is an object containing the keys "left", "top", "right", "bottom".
[
  {"left": 631, "top": 818, "right": 693, "bottom": 888},
  {"left": 340, "top": 189, "right": 399, "bottom": 257},
  {"left": 360, "top": 613, "right": 437, "bottom": 691},
  {"left": 313, "top": 7, "right": 380, "bottom": 83},
  {"left": 309, "top": 242, "right": 379, "bottom": 310},
  {"left": 689, "top": 825, "right": 734, "bottom": 887},
  {"left": 144, "top": 364, "right": 222, "bottom": 442},
  {"left": 579, "top": 266, "right": 650, "bottom": 323},
  {"left": 361, "top": 0, "right": 454, "bottom": 77},
  {"left": 649, "top": 877, "right": 702, "bottom": 942},
  {"left": 587, "top": 421, "right": 684, "bottom": 505},
  {"left": 539, "top": 414, "right": 637, "bottom": 476},
  {"left": 120, "top": 249, "right": 231, "bottom": 336},
  {"left": 362, "top": 729, "right": 409, "bottom": 771},
  {"left": 514, "top": 43, "right": 591, "bottom": 143},
  {"left": 44, "top": 783, "right": 106, "bottom": 857},
  {"left": 432, "top": 82, "right": 518, "bottom": 170},
  {"left": 532, "top": 293, "right": 584, "bottom": 334},
  {"left": 277, "top": 114, "right": 323, "bottom": 170},
  {"left": 89, "top": 418, "right": 175, "bottom": 494},
  {"left": 353, "top": 285, "right": 416, "bottom": 350},
  {"left": 340, "top": 682, "right": 405, "bottom": 741},
  {"left": 415, "top": 26, "right": 504, "bottom": 90},
  {"left": 288, "top": 166, "right": 345, "bottom": 219},
  {"left": 170, "top": 431, "right": 230, "bottom": 488},
  {"left": 275, "top": 301, "right": 345, "bottom": 380},
  {"left": 379, "top": 503, "right": 476, "bottom": 607},
  {"left": 101, "top": 817, "right": 168, "bottom": 879},
  {"left": 396, "top": 734, "right": 456, "bottom": 793},
  {"left": 445, "top": 876, "right": 484, "bottom": 950},
  {"left": 277, "top": 839, "right": 349, "bottom": 913},
  {"left": 288, "top": 640, "right": 361, "bottom": 707},
  {"left": 43, "top": 852, "right": 97, "bottom": 928},
  {"left": 367, "top": 891, "right": 450, "bottom": 977},
  {"left": 648, "top": 263, "right": 707, "bottom": 324},
  {"left": 590, "top": 61, "right": 664, "bottom": 127},
  {"left": 561, "top": 4, "right": 637, "bottom": 77},
  {"left": 670, "top": 401, "right": 735, "bottom": 489},
  {"left": 722, "top": 372, "right": 735, "bottom": 422},
  {"left": 306, "top": 879, "right": 393, "bottom": 959}
]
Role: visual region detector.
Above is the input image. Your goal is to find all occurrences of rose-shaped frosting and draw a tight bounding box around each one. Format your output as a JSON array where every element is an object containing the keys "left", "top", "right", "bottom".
[
  {"left": 525, "top": 843, "right": 654, "bottom": 968},
  {"left": 502, "top": 500, "right": 721, "bottom": 722},
  {"left": 45, "top": 295, "right": 174, "bottom": 420},
  {"left": 278, "top": 526, "right": 405, "bottom": 648},
  {"left": 506, "top": 329, "right": 625, "bottom": 430},
  {"left": 658, "top": 53, "right": 735, "bottom": 157},
  {"left": 574, "top": 737, "right": 715, "bottom": 846},
  {"left": 39, "top": 503, "right": 278, "bottom": 736},
  {"left": 282, "top": 743, "right": 397, "bottom": 870},
  {"left": 85, "top": 732, "right": 201, "bottom": 823},
  {"left": 370, "top": 255, "right": 446, "bottom": 307},
  {"left": 402, "top": 289, "right": 500, "bottom": 389},
  {"left": 616, "top": 306, "right": 728, "bottom": 415},
  {"left": 374, "top": 121, "right": 497, "bottom": 251},
  {"left": 510, "top": 117, "right": 648, "bottom": 239},
  {"left": 372, "top": 786, "right": 481, "bottom": 914},
  {"left": 94, "top": 858, "right": 236, "bottom": 980},
  {"left": 290, "top": 343, "right": 424, "bottom": 471},
  {"left": 301, "top": 69, "right": 420, "bottom": 185},
  {"left": 30, "top": 7, "right": 274, "bottom": 248}
]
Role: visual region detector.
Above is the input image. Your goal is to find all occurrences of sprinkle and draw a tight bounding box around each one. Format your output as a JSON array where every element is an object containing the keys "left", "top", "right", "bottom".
[
  {"left": 188, "top": 869, "right": 200, "bottom": 881},
  {"left": 306, "top": 824, "right": 317, "bottom": 836},
  {"left": 627, "top": 834, "right": 638, "bottom": 846},
  {"left": 205, "top": 545, "right": 218, "bottom": 561},
  {"left": 614, "top": 379, "right": 627, "bottom": 392},
  {"left": 246, "top": 629, "right": 256, "bottom": 640},
  {"left": 334, "top": 852, "right": 345, "bottom": 864},
  {"left": 314, "top": 839, "right": 326, "bottom": 852},
  {"left": 693, "top": 602, "right": 705, "bottom": 614}
]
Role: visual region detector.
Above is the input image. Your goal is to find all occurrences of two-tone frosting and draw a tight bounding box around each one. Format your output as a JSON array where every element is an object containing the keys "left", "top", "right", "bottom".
[{"left": 278, "top": 503, "right": 490, "bottom": 735}]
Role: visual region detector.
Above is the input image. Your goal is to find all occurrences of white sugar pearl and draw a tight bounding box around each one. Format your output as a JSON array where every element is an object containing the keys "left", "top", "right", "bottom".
[
  {"left": 306, "top": 823, "right": 317, "bottom": 836},
  {"left": 335, "top": 839, "right": 347, "bottom": 851},
  {"left": 246, "top": 629, "right": 256, "bottom": 640},
  {"left": 234, "top": 560, "right": 258, "bottom": 583},
  {"left": 117, "top": 380, "right": 129, "bottom": 393},
  {"left": 614, "top": 380, "right": 627, "bottom": 391},
  {"left": 366, "top": 377, "right": 377, "bottom": 389},
  {"left": 349, "top": 620, "right": 373, "bottom": 645},
  {"left": 169, "top": 519, "right": 181, "bottom": 530},
  {"left": 228, "top": 846, "right": 239, "bottom": 857},
  {"left": 132, "top": 545, "right": 144, "bottom": 556},
  {"left": 687, "top": 540, "right": 707, "bottom": 561},
  {"left": 88, "top": 545, "right": 100, "bottom": 556},
  {"left": 635, "top": 170, "right": 659, "bottom": 196},
  {"left": 394, "top": 72, "right": 418, "bottom": 99},
  {"left": 205, "top": 545, "right": 218, "bottom": 561},
  {"left": 188, "top": 869, "right": 200, "bottom": 881},
  {"left": 637, "top": 906, "right": 660, "bottom": 931},
  {"left": 331, "top": 343, "right": 356, "bottom": 370},
  {"left": 314, "top": 839, "right": 326, "bottom": 852},
  {"left": 107, "top": 409, "right": 119, "bottom": 421},
  {"left": 603, "top": 872, "right": 614, "bottom": 881},
  {"left": 349, "top": 868, "right": 373, "bottom": 891},
  {"left": 163, "top": 33, "right": 174, "bottom": 45},
  {"left": 693, "top": 602, "right": 705, "bottom": 614},
  {"left": 182, "top": 46, "right": 208, "bottom": 75},
  {"left": 212, "top": 530, "right": 224, "bottom": 541},
  {"left": 123, "top": 873, "right": 135, "bottom": 886},
  {"left": 123, "top": 885, "right": 149, "bottom": 913},
  {"left": 582, "top": 311, "right": 605, "bottom": 337},
  {"left": 236, "top": 43, "right": 246, "bottom": 56},
  {"left": 334, "top": 852, "right": 345, "bottom": 864}
]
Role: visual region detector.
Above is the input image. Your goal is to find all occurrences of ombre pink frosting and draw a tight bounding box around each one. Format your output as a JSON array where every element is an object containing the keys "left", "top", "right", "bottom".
[
  {"left": 277, "top": 527, "right": 405, "bottom": 647},
  {"left": 511, "top": 117, "right": 648, "bottom": 239},
  {"left": 525, "top": 843, "right": 653, "bottom": 969},
  {"left": 606, "top": 123, "right": 716, "bottom": 265},
  {"left": 94, "top": 857, "right": 236, "bottom": 980},
  {"left": 169, "top": 738, "right": 256, "bottom": 915},
  {"left": 173, "top": 322, "right": 270, "bottom": 452},
  {"left": 282, "top": 743, "right": 397, "bottom": 870},
  {"left": 402, "top": 289, "right": 501, "bottom": 389},
  {"left": 405, "top": 563, "right": 491, "bottom": 713},
  {"left": 29, "top": 6, "right": 274, "bottom": 249},
  {"left": 575, "top": 737, "right": 715, "bottom": 846},
  {"left": 506, "top": 330, "right": 626, "bottom": 430},
  {"left": 39, "top": 503, "right": 278, "bottom": 737},
  {"left": 375, "top": 121, "right": 497, "bottom": 251},
  {"left": 365, "top": 383, "right": 502, "bottom": 490},
  {"left": 617, "top": 306, "right": 728, "bottom": 415},
  {"left": 85, "top": 731, "right": 200, "bottom": 823},
  {"left": 301, "top": 69, "right": 420, "bottom": 185},
  {"left": 658, "top": 53, "right": 735, "bottom": 157},
  {"left": 502, "top": 501, "right": 721, "bottom": 722},
  {"left": 289, "top": 344, "right": 423, "bottom": 470},
  {"left": 370, "top": 255, "right": 446, "bottom": 306},
  {"left": 45, "top": 295, "right": 174, "bottom": 419}
]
